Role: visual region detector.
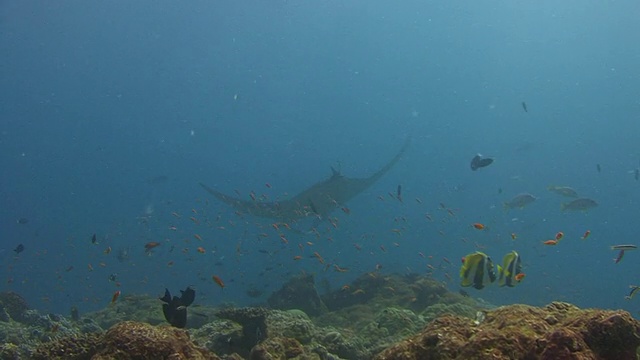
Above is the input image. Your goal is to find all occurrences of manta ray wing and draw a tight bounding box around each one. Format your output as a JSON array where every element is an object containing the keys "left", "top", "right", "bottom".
[{"left": 200, "top": 138, "right": 409, "bottom": 220}]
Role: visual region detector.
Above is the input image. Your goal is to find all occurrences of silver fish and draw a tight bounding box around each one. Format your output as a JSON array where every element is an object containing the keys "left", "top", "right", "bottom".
[
  {"left": 504, "top": 193, "right": 537, "bottom": 209},
  {"left": 561, "top": 198, "right": 598, "bottom": 212},
  {"left": 547, "top": 185, "right": 578, "bottom": 198}
]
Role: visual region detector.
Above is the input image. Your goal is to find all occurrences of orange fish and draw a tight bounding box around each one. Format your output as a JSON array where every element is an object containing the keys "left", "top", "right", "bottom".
[
  {"left": 543, "top": 239, "right": 559, "bottom": 246},
  {"left": 333, "top": 264, "right": 349, "bottom": 272},
  {"left": 111, "top": 290, "right": 121, "bottom": 304},
  {"left": 581, "top": 230, "right": 591, "bottom": 240},
  {"left": 144, "top": 242, "right": 161, "bottom": 253},
  {"left": 555, "top": 232, "right": 564, "bottom": 241},
  {"left": 212, "top": 275, "right": 225, "bottom": 289},
  {"left": 514, "top": 273, "right": 526, "bottom": 282},
  {"left": 197, "top": 247, "right": 206, "bottom": 254},
  {"left": 313, "top": 252, "right": 325, "bottom": 264},
  {"left": 472, "top": 223, "right": 485, "bottom": 230},
  {"left": 293, "top": 255, "right": 302, "bottom": 260}
]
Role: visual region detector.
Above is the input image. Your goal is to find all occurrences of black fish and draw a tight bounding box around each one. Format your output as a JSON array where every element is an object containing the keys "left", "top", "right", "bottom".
[
  {"left": 397, "top": 185, "right": 402, "bottom": 202},
  {"left": 597, "top": 164, "right": 602, "bottom": 173},
  {"left": 160, "top": 286, "right": 196, "bottom": 328},
  {"left": 470, "top": 154, "right": 494, "bottom": 171},
  {"left": 635, "top": 168, "right": 639, "bottom": 181},
  {"left": 13, "top": 244, "right": 24, "bottom": 254},
  {"left": 91, "top": 233, "right": 98, "bottom": 244},
  {"left": 200, "top": 138, "right": 410, "bottom": 221},
  {"left": 521, "top": 101, "right": 528, "bottom": 112}
]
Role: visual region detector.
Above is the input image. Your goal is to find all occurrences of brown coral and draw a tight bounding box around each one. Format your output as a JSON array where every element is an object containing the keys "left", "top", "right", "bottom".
[
  {"left": 93, "top": 321, "right": 218, "bottom": 360},
  {"left": 375, "top": 302, "right": 640, "bottom": 360},
  {"left": 31, "top": 333, "right": 102, "bottom": 360}
]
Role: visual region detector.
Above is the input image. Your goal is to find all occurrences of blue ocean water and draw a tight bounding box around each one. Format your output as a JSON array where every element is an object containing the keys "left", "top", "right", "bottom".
[{"left": 1, "top": 1, "right": 639, "bottom": 318}]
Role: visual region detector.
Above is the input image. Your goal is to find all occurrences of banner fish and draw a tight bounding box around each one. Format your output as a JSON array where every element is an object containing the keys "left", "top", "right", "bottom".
[
  {"left": 460, "top": 252, "right": 497, "bottom": 290},
  {"left": 498, "top": 251, "right": 523, "bottom": 287}
]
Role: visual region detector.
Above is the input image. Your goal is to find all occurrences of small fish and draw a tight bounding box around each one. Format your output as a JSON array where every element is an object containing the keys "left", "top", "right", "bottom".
[
  {"left": 611, "top": 244, "right": 637, "bottom": 251},
  {"left": 144, "top": 241, "right": 161, "bottom": 253},
  {"left": 510, "top": 233, "right": 517, "bottom": 240},
  {"left": 212, "top": 275, "right": 225, "bottom": 289},
  {"left": 625, "top": 285, "right": 640, "bottom": 300},
  {"left": 596, "top": 164, "right": 602, "bottom": 173},
  {"left": 543, "top": 239, "right": 559, "bottom": 246},
  {"left": 472, "top": 223, "right": 485, "bottom": 230},
  {"left": 547, "top": 185, "right": 579, "bottom": 198},
  {"left": 470, "top": 154, "right": 494, "bottom": 171},
  {"left": 104, "top": 246, "right": 112, "bottom": 255},
  {"left": 560, "top": 198, "right": 598, "bottom": 212},
  {"left": 396, "top": 185, "right": 402, "bottom": 202},
  {"left": 555, "top": 232, "right": 564, "bottom": 241},
  {"left": 581, "top": 230, "right": 591, "bottom": 240},
  {"left": 111, "top": 290, "right": 121, "bottom": 304},
  {"left": 635, "top": 169, "right": 640, "bottom": 181},
  {"left": 504, "top": 193, "right": 537, "bottom": 209},
  {"left": 91, "top": 234, "right": 98, "bottom": 244},
  {"left": 514, "top": 273, "right": 526, "bottom": 282},
  {"left": 16, "top": 218, "right": 29, "bottom": 224},
  {"left": 13, "top": 244, "right": 24, "bottom": 254},
  {"left": 197, "top": 247, "right": 206, "bottom": 254},
  {"left": 613, "top": 249, "right": 625, "bottom": 264},
  {"left": 521, "top": 101, "right": 528, "bottom": 112}
]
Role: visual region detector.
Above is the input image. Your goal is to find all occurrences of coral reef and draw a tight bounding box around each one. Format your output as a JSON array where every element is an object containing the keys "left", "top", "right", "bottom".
[
  {"left": 32, "top": 321, "right": 218, "bottom": 360},
  {"left": 0, "top": 292, "right": 29, "bottom": 323},
  {"left": 92, "top": 321, "right": 218, "bottom": 359},
  {"left": 267, "top": 274, "right": 329, "bottom": 316},
  {"left": 374, "top": 302, "right": 640, "bottom": 360}
]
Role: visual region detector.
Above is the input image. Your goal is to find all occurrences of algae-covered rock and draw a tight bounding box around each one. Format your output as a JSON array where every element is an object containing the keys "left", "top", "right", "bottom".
[
  {"left": 191, "top": 319, "right": 244, "bottom": 356},
  {"left": 0, "top": 292, "right": 29, "bottom": 323},
  {"left": 375, "top": 302, "right": 640, "bottom": 360},
  {"left": 267, "top": 274, "right": 328, "bottom": 316},
  {"left": 421, "top": 302, "right": 477, "bottom": 322},
  {"left": 93, "top": 321, "right": 218, "bottom": 359},
  {"left": 31, "top": 332, "right": 102, "bottom": 360}
]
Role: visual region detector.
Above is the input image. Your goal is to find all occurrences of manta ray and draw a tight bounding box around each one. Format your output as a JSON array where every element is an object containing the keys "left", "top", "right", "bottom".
[{"left": 199, "top": 138, "right": 410, "bottom": 222}]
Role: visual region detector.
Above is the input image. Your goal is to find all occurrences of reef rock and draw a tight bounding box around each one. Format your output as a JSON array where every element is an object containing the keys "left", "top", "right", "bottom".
[
  {"left": 92, "top": 321, "right": 218, "bottom": 359},
  {"left": 374, "top": 302, "right": 640, "bottom": 360},
  {"left": 268, "top": 274, "right": 328, "bottom": 316},
  {"left": 0, "top": 292, "right": 29, "bottom": 323}
]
